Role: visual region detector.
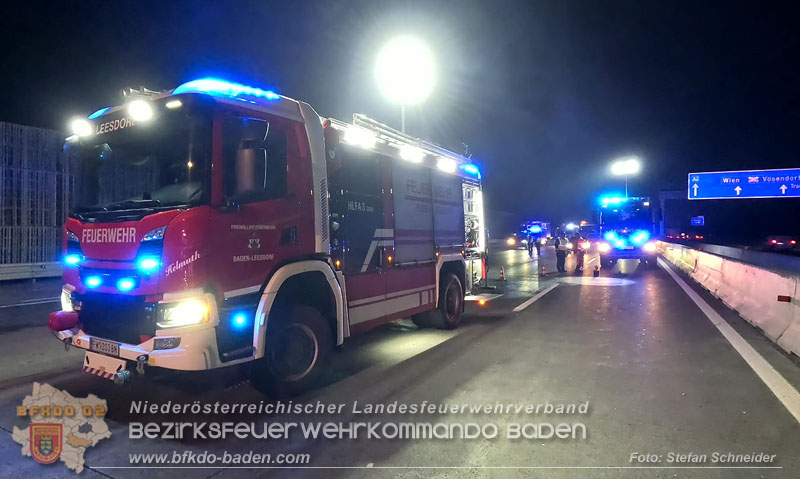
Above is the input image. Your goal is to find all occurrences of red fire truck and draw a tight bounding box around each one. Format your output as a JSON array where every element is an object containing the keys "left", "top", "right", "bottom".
[{"left": 52, "top": 78, "right": 486, "bottom": 394}]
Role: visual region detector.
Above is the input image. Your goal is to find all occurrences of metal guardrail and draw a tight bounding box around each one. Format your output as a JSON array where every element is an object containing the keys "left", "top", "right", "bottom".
[
  {"left": 668, "top": 240, "right": 800, "bottom": 276},
  {"left": 0, "top": 262, "right": 61, "bottom": 281}
]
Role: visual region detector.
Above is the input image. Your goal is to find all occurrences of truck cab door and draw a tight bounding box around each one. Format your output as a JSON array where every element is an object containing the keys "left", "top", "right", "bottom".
[{"left": 208, "top": 115, "right": 308, "bottom": 300}]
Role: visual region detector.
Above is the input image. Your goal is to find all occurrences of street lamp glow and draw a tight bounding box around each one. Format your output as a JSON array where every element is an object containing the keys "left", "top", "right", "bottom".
[
  {"left": 610, "top": 157, "right": 641, "bottom": 197},
  {"left": 375, "top": 36, "right": 436, "bottom": 105},
  {"left": 610, "top": 157, "right": 641, "bottom": 176}
]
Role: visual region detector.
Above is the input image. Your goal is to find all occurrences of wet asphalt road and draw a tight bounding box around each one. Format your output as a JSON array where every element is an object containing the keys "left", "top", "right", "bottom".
[{"left": 0, "top": 245, "right": 799, "bottom": 478}]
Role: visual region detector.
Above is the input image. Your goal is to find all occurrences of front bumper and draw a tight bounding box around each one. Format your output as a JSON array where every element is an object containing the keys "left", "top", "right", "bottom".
[
  {"left": 55, "top": 326, "right": 223, "bottom": 370},
  {"left": 602, "top": 248, "right": 656, "bottom": 260}
]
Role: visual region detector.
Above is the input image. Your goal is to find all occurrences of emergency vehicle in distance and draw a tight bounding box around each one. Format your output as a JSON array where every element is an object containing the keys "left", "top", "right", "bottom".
[
  {"left": 52, "top": 78, "right": 487, "bottom": 395},
  {"left": 596, "top": 196, "right": 657, "bottom": 267}
]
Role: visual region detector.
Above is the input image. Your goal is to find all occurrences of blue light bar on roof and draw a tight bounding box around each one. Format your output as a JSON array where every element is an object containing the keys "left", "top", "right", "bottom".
[
  {"left": 460, "top": 164, "right": 481, "bottom": 179},
  {"left": 172, "top": 78, "right": 281, "bottom": 101},
  {"left": 600, "top": 195, "right": 628, "bottom": 206},
  {"left": 88, "top": 107, "right": 111, "bottom": 119}
]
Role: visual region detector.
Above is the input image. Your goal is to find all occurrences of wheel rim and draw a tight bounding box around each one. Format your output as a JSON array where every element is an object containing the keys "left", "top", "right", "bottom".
[{"left": 269, "top": 323, "right": 319, "bottom": 382}]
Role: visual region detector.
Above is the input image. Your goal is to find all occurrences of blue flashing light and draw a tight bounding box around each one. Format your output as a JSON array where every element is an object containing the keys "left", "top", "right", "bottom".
[
  {"left": 528, "top": 225, "right": 543, "bottom": 234},
  {"left": 136, "top": 256, "right": 161, "bottom": 274},
  {"left": 88, "top": 107, "right": 112, "bottom": 119},
  {"left": 116, "top": 277, "right": 136, "bottom": 292},
  {"left": 231, "top": 313, "right": 248, "bottom": 330},
  {"left": 173, "top": 78, "right": 281, "bottom": 102},
  {"left": 460, "top": 164, "right": 481, "bottom": 179},
  {"left": 604, "top": 231, "right": 617, "bottom": 241},
  {"left": 86, "top": 276, "right": 102, "bottom": 288},
  {"left": 600, "top": 196, "right": 628, "bottom": 206},
  {"left": 631, "top": 230, "right": 650, "bottom": 245},
  {"left": 63, "top": 254, "right": 82, "bottom": 266}
]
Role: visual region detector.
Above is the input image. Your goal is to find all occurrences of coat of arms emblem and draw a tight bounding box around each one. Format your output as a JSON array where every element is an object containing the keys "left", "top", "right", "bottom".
[{"left": 30, "top": 423, "right": 62, "bottom": 464}]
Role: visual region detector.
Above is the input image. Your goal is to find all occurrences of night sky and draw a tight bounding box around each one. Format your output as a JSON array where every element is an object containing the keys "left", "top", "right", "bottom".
[{"left": 2, "top": 0, "right": 799, "bottom": 231}]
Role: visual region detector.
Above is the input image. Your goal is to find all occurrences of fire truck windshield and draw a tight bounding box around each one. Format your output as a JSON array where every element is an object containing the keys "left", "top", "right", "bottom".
[
  {"left": 601, "top": 204, "right": 651, "bottom": 229},
  {"left": 70, "top": 108, "right": 211, "bottom": 221}
]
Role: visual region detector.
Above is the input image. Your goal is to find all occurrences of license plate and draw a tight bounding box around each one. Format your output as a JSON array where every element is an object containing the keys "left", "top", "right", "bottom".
[
  {"left": 623, "top": 246, "right": 635, "bottom": 250},
  {"left": 90, "top": 337, "right": 120, "bottom": 356}
]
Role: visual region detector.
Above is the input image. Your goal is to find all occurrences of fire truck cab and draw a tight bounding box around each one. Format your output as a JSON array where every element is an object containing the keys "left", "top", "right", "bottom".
[{"left": 52, "top": 78, "right": 486, "bottom": 395}]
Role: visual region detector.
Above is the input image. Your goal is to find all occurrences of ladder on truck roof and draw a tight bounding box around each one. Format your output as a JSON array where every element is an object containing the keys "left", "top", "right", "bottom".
[{"left": 325, "top": 114, "right": 479, "bottom": 179}]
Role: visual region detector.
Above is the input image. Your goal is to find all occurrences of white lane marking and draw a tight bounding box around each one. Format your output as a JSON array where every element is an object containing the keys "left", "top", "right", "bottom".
[
  {"left": 465, "top": 293, "right": 503, "bottom": 302},
  {"left": 586, "top": 257, "right": 597, "bottom": 265},
  {"left": 659, "top": 257, "right": 800, "bottom": 424},
  {"left": 558, "top": 277, "right": 633, "bottom": 286},
  {"left": 512, "top": 284, "right": 558, "bottom": 312},
  {"left": 0, "top": 298, "right": 60, "bottom": 309},
  {"left": 16, "top": 296, "right": 60, "bottom": 303}
]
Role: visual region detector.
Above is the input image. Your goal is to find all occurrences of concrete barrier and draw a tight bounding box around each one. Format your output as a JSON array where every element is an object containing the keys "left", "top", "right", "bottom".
[
  {"left": 658, "top": 241, "right": 800, "bottom": 357},
  {"left": 0, "top": 262, "right": 61, "bottom": 281}
]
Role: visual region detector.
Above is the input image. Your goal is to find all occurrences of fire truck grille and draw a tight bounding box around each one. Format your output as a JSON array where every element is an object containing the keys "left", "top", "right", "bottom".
[{"left": 78, "top": 293, "right": 155, "bottom": 345}]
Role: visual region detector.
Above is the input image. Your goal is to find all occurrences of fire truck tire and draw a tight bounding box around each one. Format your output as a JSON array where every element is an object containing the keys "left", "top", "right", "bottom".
[
  {"left": 250, "top": 305, "right": 332, "bottom": 397},
  {"left": 430, "top": 273, "right": 464, "bottom": 330},
  {"left": 411, "top": 311, "right": 434, "bottom": 328}
]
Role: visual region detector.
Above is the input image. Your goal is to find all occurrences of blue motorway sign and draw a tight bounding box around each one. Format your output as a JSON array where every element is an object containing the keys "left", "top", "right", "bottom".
[
  {"left": 688, "top": 168, "right": 800, "bottom": 199},
  {"left": 690, "top": 216, "right": 705, "bottom": 226}
]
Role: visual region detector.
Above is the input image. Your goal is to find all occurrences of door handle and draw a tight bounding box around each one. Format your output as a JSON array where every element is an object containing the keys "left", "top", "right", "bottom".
[{"left": 280, "top": 227, "right": 297, "bottom": 245}]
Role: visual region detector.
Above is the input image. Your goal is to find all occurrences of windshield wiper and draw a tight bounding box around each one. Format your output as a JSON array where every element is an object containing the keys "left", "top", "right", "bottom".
[{"left": 104, "top": 199, "right": 163, "bottom": 211}]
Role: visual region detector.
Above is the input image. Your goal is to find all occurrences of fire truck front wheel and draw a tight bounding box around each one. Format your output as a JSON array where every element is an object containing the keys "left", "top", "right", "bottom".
[
  {"left": 250, "top": 305, "right": 332, "bottom": 397},
  {"left": 431, "top": 273, "right": 464, "bottom": 330}
]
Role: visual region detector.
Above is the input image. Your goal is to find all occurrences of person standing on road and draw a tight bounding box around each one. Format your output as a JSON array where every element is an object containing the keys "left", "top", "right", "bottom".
[
  {"left": 555, "top": 235, "right": 567, "bottom": 272},
  {"left": 570, "top": 233, "right": 584, "bottom": 273}
]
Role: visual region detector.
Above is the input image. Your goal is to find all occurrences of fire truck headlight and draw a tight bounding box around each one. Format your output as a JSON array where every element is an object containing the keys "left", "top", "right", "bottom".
[
  {"left": 61, "top": 288, "right": 74, "bottom": 312},
  {"left": 581, "top": 241, "right": 591, "bottom": 250},
  {"left": 506, "top": 237, "right": 516, "bottom": 246},
  {"left": 157, "top": 299, "right": 210, "bottom": 329},
  {"left": 598, "top": 242, "right": 612, "bottom": 253},
  {"left": 127, "top": 100, "right": 153, "bottom": 122},
  {"left": 643, "top": 242, "right": 657, "bottom": 253},
  {"left": 142, "top": 226, "right": 166, "bottom": 241},
  {"left": 70, "top": 119, "right": 93, "bottom": 137}
]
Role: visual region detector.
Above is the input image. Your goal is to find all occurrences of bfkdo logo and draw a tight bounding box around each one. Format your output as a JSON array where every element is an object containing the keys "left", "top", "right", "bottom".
[
  {"left": 13, "top": 383, "right": 111, "bottom": 473},
  {"left": 30, "top": 423, "right": 63, "bottom": 464}
]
